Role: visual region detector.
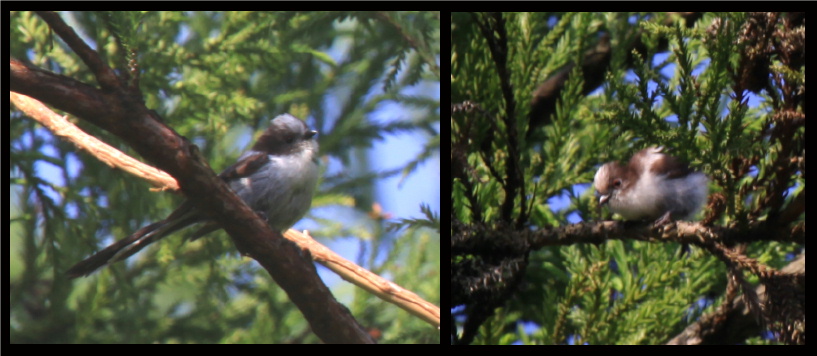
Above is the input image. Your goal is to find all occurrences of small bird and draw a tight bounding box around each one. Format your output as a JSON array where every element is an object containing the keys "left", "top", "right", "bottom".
[
  {"left": 593, "top": 146, "right": 708, "bottom": 225},
  {"left": 67, "top": 114, "right": 320, "bottom": 278}
]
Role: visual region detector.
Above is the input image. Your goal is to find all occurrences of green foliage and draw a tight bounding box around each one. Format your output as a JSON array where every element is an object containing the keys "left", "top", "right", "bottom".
[
  {"left": 452, "top": 12, "right": 802, "bottom": 345},
  {"left": 10, "top": 11, "right": 439, "bottom": 344}
]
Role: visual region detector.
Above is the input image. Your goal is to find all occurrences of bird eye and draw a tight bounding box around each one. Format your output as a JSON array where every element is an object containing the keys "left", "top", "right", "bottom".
[{"left": 613, "top": 178, "right": 622, "bottom": 188}]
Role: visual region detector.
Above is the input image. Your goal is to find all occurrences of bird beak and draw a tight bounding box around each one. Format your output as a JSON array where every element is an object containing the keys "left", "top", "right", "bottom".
[{"left": 598, "top": 194, "right": 610, "bottom": 206}]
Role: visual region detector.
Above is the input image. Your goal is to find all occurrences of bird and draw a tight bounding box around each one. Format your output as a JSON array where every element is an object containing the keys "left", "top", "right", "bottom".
[
  {"left": 593, "top": 146, "right": 708, "bottom": 226},
  {"left": 67, "top": 114, "right": 320, "bottom": 278}
]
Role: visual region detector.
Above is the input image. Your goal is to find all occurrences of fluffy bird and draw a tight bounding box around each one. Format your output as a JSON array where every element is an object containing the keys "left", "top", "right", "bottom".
[
  {"left": 67, "top": 114, "right": 319, "bottom": 278},
  {"left": 593, "top": 146, "right": 708, "bottom": 225}
]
